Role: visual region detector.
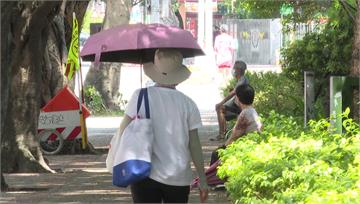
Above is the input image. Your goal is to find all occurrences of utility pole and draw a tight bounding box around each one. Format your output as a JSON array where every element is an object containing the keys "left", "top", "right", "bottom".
[
  {"left": 151, "top": 0, "right": 161, "bottom": 23},
  {"left": 143, "top": 0, "right": 147, "bottom": 23},
  {"left": 196, "top": 0, "right": 217, "bottom": 81},
  {"left": 198, "top": 0, "right": 205, "bottom": 49},
  {"left": 205, "top": 0, "right": 213, "bottom": 53},
  {"left": 161, "top": 0, "right": 169, "bottom": 18}
]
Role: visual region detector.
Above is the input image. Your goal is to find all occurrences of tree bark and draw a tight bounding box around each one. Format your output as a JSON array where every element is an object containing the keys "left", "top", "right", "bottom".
[
  {"left": 1, "top": 173, "right": 7, "bottom": 190},
  {"left": 1, "top": 1, "right": 88, "bottom": 189},
  {"left": 41, "top": 13, "right": 67, "bottom": 106},
  {"left": 1, "top": 0, "right": 62, "bottom": 175},
  {"left": 1, "top": 1, "right": 15, "bottom": 191},
  {"left": 351, "top": 1, "right": 360, "bottom": 121},
  {"left": 63, "top": 1, "right": 89, "bottom": 90},
  {"left": 85, "top": 0, "right": 132, "bottom": 111}
]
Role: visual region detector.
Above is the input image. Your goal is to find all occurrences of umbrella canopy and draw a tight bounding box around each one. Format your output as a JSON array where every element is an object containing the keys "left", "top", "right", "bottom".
[{"left": 80, "top": 23, "right": 204, "bottom": 64}]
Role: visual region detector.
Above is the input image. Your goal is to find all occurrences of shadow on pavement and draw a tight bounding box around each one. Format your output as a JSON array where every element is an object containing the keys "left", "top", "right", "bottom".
[{"left": 2, "top": 112, "right": 231, "bottom": 203}]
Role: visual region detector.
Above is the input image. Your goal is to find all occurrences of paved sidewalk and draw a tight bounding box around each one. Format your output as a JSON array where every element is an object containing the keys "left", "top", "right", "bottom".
[
  {"left": 1, "top": 112, "right": 230, "bottom": 203},
  {"left": 1, "top": 61, "right": 278, "bottom": 203}
]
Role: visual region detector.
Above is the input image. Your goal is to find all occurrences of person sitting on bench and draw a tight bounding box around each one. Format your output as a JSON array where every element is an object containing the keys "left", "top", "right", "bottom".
[
  {"left": 212, "top": 60, "right": 248, "bottom": 141},
  {"left": 210, "top": 84, "right": 262, "bottom": 165}
]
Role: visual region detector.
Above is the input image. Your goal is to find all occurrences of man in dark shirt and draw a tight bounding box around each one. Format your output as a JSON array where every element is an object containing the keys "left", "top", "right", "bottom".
[{"left": 212, "top": 60, "right": 248, "bottom": 141}]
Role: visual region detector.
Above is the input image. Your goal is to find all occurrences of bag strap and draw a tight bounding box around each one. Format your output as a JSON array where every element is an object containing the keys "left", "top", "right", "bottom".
[{"left": 136, "top": 88, "right": 150, "bottom": 119}]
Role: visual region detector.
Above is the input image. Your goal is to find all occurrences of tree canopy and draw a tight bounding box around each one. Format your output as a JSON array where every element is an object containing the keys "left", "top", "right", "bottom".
[{"left": 222, "top": 0, "right": 331, "bottom": 20}]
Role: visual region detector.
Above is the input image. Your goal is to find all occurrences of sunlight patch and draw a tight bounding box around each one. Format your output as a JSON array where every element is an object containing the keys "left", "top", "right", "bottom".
[
  {"left": 82, "top": 168, "right": 108, "bottom": 173},
  {"left": 56, "top": 189, "right": 129, "bottom": 196}
]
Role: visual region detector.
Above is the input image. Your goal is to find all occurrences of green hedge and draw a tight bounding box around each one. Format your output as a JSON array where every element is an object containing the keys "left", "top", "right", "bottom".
[
  {"left": 217, "top": 109, "right": 360, "bottom": 203},
  {"left": 222, "top": 72, "right": 304, "bottom": 122}
]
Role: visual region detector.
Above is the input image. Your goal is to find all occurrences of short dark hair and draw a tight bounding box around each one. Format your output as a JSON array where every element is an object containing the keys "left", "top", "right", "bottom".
[
  {"left": 235, "top": 84, "right": 255, "bottom": 105},
  {"left": 233, "top": 60, "right": 247, "bottom": 76}
]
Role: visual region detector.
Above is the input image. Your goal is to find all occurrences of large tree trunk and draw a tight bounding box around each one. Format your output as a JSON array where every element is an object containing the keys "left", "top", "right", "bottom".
[
  {"left": 1, "top": 1, "right": 62, "bottom": 187},
  {"left": 63, "top": 1, "right": 89, "bottom": 90},
  {"left": 41, "top": 8, "right": 67, "bottom": 106},
  {"left": 351, "top": 1, "right": 360, "bottom": 121},
  {"left": 85, "top": 0, "right": 131, "bottom": 111},
  {"left": 1, "top": 1, "right": 88, "bottom": 190},
  {"left": 42, "top": 1, "right": 89, "bottom": 102}
]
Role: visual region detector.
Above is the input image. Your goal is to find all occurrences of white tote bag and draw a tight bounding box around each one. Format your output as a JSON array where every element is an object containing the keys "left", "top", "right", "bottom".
[
  {"left": 105, "top": 128, "right": 121, "bottom": 174},
  {"left": 106, "top": 88, "right": 153, "bottom": 187}
]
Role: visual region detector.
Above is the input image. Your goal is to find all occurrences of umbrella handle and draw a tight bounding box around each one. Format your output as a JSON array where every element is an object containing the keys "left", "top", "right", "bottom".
[{"left": 94, "top": 52, "right": 101, "bottom": 69}]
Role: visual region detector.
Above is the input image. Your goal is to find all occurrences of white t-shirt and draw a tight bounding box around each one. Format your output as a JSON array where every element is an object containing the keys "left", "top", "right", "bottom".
[{"left": 125, "top": 86, "right": 202, "bottom": 186}]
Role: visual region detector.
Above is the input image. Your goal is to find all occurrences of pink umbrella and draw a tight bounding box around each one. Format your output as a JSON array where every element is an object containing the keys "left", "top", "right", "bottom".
[{"left": 80, "top": 23, "right": 204, "bottom": 64}]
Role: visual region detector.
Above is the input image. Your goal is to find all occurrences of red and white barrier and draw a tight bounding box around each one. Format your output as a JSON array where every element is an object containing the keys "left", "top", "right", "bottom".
[{"left": 37, "top": 110, "right": 82, "bottom": 140}]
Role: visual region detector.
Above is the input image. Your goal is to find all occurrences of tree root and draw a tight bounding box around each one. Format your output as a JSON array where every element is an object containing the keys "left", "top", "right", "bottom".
[
  {"left": 1, "top": 173, "right": 8, "bottom": 191},
  {"left": 58, "top": 139, "right": 100, "bottom": 155}
]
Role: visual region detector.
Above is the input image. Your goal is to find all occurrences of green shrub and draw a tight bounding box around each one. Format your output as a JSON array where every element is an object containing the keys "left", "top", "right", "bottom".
[
  {"left": 279, "top": 1, "right": 354, "bottom": 120},
  {"left": 84, "top": 86, "right": 107, "bottom": 115},
  {"left": 217, "top": 108, "right": 360, "bottom": 204},
  {"left": 281, "top": 1, "right": 354, "bottom": 81},
  {"left": 84, "top": 86, "right": 126, "bottom": 116},
  {"left": 222, "top": 72, "right": 303, "bottom": 122}
]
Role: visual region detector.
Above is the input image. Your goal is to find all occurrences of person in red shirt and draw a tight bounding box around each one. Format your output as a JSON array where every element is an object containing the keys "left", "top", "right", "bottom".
[{"left": 214, "top": 24, "right": 235, "bottom": 80}]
